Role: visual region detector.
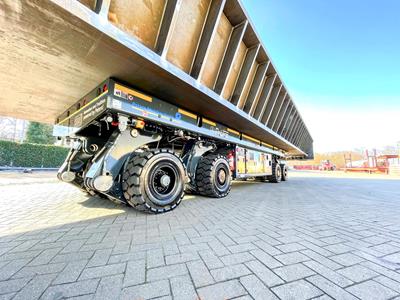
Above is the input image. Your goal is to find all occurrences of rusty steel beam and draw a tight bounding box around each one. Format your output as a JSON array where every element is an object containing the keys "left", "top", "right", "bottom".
[
  {"left": 231, "top": 44, "right": 260, "bottom": 105},
  {"left": 242, "top": 62, "right": 269, "bottom": 114},
  {"left": 214, "top": 21, "right": 248, "bottom": 94}
]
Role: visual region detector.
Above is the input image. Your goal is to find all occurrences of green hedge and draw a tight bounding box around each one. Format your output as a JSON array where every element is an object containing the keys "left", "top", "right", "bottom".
[{"left": 0, "top": 140, "right": 69, "bottom": 168}]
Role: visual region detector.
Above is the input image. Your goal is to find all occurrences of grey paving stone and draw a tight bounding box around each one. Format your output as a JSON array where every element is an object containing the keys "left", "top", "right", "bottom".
[
  {"left": 301, "top": 249, "right": 342, "bottom": 270},
  {"left": 87, "top": 249, "right": 112, "bottom": 268},
  {"left": 254, "top": 240, "right": 282, "bottom": 256},
  {"left": 93, "top": 274, "right": 123, "bottom": 300},
  {"left": 52, "top": 251, "right": 94, "bottom": 263},
  {"left": 210, "top": 264, "right": 251, "bottom": 282},
  {"left": 299, "top": 241, "right": 333, "bottom": 257},
  {"left": 123, "top": 260, "right": 145, "bottom": 287},
  {"left": 324, "top": 244, "right": 353, "bottom": 254},
  {"left": 120, "top": 280, "right": 170, "bottom": 300},
  {"left": 307, "top": 275, "right": 358, "bottom": 300},
  {"left": 0, "top": 259, "right": 30, "bottom": 281},
  {"left": 0, "top": 250, "right": 42, "bottom": 262},
  {"left": 170, "top": 275, "right": 197, "bottom": 300},
  {"left": 146, "top": 263, "right": 187, "bottom": 282},
  {"left": 107, "top": 251, "right": 146, "bottom": 264},
  {"left": 0, "top": 276, "right": 32, "bottom": 295},
  {"left": 370, "top": 243, "right": 400, "bottom": 256},
  {"left": 208, "top": 239, "right": 230, "bottom": 256},
  {"left": 361, "top": 261, "right": 400, "bottom": 283},
  {"left": 383, "top": 252, "right": 400, "bottom": 264},
  {"left": 250, "top": 249, "right": 283, "bottom": 269},
  {"left": 337, "top": 264, "right": 379, "bottom": 282},
  {"left": 61, "top": 240, "right": 86, "bottom": 254},
  {"left": 0, "top": 293, "right": 15, "bottom": 300},
  {"left": 276, "top": 243, "right": 306, "bottom": 253},
  {"left": 272, "top": 279, "right": 323, "bottom": 300},
  {"left": 274, "top": 252, "right": 310, "bottom": 265},
  {"left": 228, "top": 243, "right": 257, "bottom": 253},
  {"left": 186, "top": 260, "right": 214, "bottom": 287},
  {"left": 12, "top": 262, "right": 66, "bottom": 279},
  {"left": 331, "top": 253, "right": 364, "bottom": 267},
  {"left": 245, "top": 260, "right": 284, "bottom": 287},
  {"left": 374, "top": 276, "right": 400, "bottom": 293},
  {"left": 273, "top": 263, "right": 315, "bottom": 282},
  {"left": 165, "top": 252, "right": 199, "bottom": 265},
  {"left": 304, "top": 259, "right": 354, "bottom": 287},
  {"left": 220, "top": 252, "right": 255, "bottom": 266},
  {"left": 79, "top": 263, "right": 126, "bottom": 280},
  {"left": 53, "top": 260, "right": 88, "bottom": 284},
  {"left": 198, "top": 250, "right": 224, "bottom": 269},
  {"left": 12, "top": 273, "right": 57, "bottom": 300},
  {"left": 240, "top": 275, "right": 278, "bottom": 300},
  {"left": 28, "top": 248, "right": 62, "bottom": 266},
  {"left": 346, "top": 280, "right": 398, "bottom": 300},
  {"left": 197, "top": 279, "right": 247, "bottom": 300},
  {"left": 41, "top": 278, "right": 99, "bottom": 300},
  {"left": 146, "top": 248, "right": 165, "bottom": 269}
]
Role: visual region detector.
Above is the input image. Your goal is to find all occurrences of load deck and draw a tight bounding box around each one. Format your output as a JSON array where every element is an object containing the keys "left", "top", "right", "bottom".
[{"left": 0, "top": 0, "right": 313, "bottom": 158}]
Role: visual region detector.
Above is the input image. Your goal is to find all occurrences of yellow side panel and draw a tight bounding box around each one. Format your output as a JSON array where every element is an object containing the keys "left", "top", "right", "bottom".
[
  {"left": 236, "top": 147, "right": 246, "bottom": 174},
  {"left": 108, "top": 0, "right": 166, "bottom": 50},
  {"left": 166, "top": 0, "right": 211, "bottom": 72}
]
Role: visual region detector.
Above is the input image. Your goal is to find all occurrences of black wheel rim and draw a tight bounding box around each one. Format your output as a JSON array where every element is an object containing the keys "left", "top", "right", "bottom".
[
  {"left": 277, "top": 166, "right": 281, "bottom": 179},
  {"left": 214, "top": 161, "right": 230, "bottom": 192},
  {"left": 148, "top": 161, "right": 180, "bottom": 205}
]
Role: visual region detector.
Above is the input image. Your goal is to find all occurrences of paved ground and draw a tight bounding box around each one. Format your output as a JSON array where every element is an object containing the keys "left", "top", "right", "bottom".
[{"left": 0, "top": 171, "right": 400, "bottom": 300}]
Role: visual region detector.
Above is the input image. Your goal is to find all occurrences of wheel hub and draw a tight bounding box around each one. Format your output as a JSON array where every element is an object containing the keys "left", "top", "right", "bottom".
[
  {"left": 160, "top": 174, "right": 171, "bottom": 187},
  {"left": 217, "top": 169, "right": 226, "bottom": 184}
]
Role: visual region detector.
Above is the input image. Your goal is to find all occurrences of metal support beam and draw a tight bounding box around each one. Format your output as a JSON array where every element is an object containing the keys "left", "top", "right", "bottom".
[
  {"left": 260, "top": 84, "right": 283, "bottom": 124},
  {"left": 295, "top": 125, "right": 305, "bottom": 146},
  {"left": 300, "top": 130, "right": 310, "bottom": 149},
  {"left": 288, "top": 118, "right": 302, "bottom": 142},
  {"left": 272, "top": 95, "right": 290, "bottom": 132},
  {"left": 98, "top": 0, "right": 111, "bottom": 17},
  {"left": 284, "top": 113, "right": 298, "bottom": 140},
  {"left": 252, "top": 74, "right": 277, "bottom": 120},
  {"left": 214, "top": 21, "right": 248, "bottom": 93},
  {"left": 231, "top": 44, "right": 260, "bottom": 105},
  {"left": 266, "top": 91, "right": 287, "bottom": 128},
  {"left": 299, "top": 133, "right": 310, "bottom": 151},
  {"left": 155, "top": 0, "right": 182, "bottom": 56},
  {"left": 191, "top": 0, "right": 226, "bottom": 78},
  {"left": 277, "top": 103, "right": 293, "bottom": 135},
  {"left": 243, "top": 62, "right": 269, "bottom": 114}
]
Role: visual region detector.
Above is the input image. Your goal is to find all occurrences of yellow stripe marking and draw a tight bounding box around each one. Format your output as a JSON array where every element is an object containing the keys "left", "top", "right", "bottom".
[
  {"left": 203, "top": 118, "right": 216, "bottom": 126},
  {"left": 178, "top": 109, "right": 197, "bottom": 119},
  {"left": 242, "top": 134, "right": 260, "bottom": 144},
  {"left": 261, "top": 142, "right": 274, "bottom": 148},
  {"left": 57, "top": 91, "right": 108, "bottom": 125},
  {"left": 115, "top": 84, "right": 152, "bottom": 102},
  {"left": 227, "top": 128, "right": 240, "bottom": 136}
]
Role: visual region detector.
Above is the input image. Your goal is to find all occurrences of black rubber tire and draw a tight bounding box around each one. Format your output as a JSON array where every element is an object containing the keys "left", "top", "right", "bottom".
[
  {"left": 196, "top": 153, "right": 231, "bottom": 198},
  {"left": 267, "top": 162, "right": 282, "bottom": 183},
  {"left": 184, "top": 182, "right": 198, "bottom": 195},
  {"left": 122, "top": 149, "right": 186, "bottom": 213},
  {"left": 280, "top": 164, "right": 288, "bottom": 181}
]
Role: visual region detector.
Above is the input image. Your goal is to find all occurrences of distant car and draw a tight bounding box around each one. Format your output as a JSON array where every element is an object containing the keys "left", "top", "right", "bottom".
[{"left": 319, "top": 160, "right": 336, "bottom": 171}]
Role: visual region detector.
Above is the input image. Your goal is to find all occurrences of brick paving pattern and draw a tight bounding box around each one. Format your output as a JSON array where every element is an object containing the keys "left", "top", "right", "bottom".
[{"left": 0, "top": 171, "right": 399, "bottom": 299}]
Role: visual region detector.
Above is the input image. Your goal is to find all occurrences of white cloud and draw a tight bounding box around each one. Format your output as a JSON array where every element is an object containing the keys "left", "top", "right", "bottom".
[{"left": 300, "top": 105, "right": 400, "bottom": 153}]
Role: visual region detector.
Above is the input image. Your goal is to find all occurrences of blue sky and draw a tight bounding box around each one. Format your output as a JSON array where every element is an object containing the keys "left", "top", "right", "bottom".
[{"left": 241, "top": 0, "right": 400, "bottom": 152}]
